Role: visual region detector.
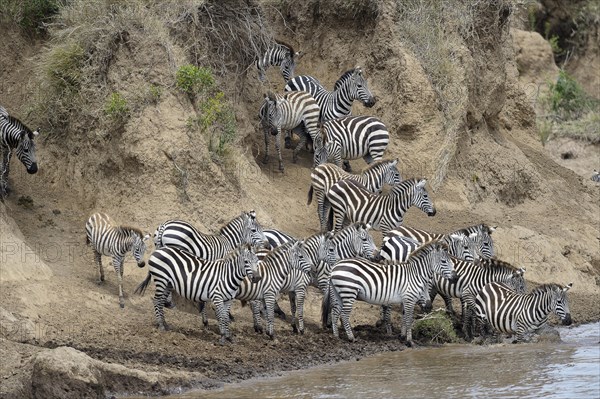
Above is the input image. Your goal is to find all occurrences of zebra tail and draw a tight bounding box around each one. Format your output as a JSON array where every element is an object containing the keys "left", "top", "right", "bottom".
[
  {"left": 134, "top": 273, "right": 152, "bottom": 296},
  {"left": 321, "top": 281, "right": 332, "bottom": 328},
  {"left": 240, "top": 300, "right": 248, "bottom": 308},
  {"left": 307, "top": 185, "right": 314, "bottom": 206},
  {"left": 326, "top": 202, "right": 334, "bottom": 231}
]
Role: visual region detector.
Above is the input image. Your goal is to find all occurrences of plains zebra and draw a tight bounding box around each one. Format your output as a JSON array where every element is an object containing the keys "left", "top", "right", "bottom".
[
  {"left": 153, "top": 211, "right": 268, "bottom": 259},
  {"left": 592, "top": 170, "right": 600, "bottom": 183},
  {"left": 325, "top": 178, "right": 436, "bottom": 234},
  {"left": 381, "top": 224, "right": 496, "bottom": 263},
  {"left": 85, "top": 213, "right": 150, "bottom": 308},
  {"left": 256, "top": 40, "right": 300, "bottom": 83},
  {"left": 308, "top": 159, "right": 402, "bottom": 232},
  {"left": 263, "top": 228, "right": 296, "bottom": 249},
  {"left": 322, "top": 241, "right": 457, "bottom": 345},
  {"left": 475, "top": 282, "right": 572, "bottom": 343},
  {"left": 135, "top": 245, "right": 261, "bottom": 344},
  {"left": 313, "top": 116, "right": 390, "bottom": 172},
  {"left": 259, "top": 91, "right": 321, "bottom": 172},
  {"left": 284, "top": 66, "right": 376, "bottom": 123},
  {"left": 0, "top": 105, "right": 39, "bottom": 199},
  {"left": 236, "top": 240, "right": 313, "bottom": 338}
]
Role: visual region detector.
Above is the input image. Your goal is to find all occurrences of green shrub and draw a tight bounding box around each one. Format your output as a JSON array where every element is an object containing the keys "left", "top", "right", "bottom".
[
  {"left": 44, "top": 43, "right": 85, "bottom": 90},
  {"left": 412, "top": 311, "right": 459, "bottom": 344},
  {"left": 148, "top": 84, "right": 162, "bottom": 103},
  {"left": 176, "top": 65, "right": 215, "bottom": 96},
  {"left": 104, "top": 92, "right": 129, "bottom": 119},
  {"left": 2, "top": 0, "right": 60, "bottom": 35},
  {"left": 545, "top": 70, "right": 594, "bottom": 120}
]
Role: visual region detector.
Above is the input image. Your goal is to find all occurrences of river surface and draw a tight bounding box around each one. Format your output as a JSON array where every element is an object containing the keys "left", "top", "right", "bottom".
[{"left": 158, "top": 322, "right": 600, "bottom": 399}]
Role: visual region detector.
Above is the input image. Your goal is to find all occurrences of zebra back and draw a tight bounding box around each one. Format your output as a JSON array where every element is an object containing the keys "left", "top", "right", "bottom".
[
  {"left": 85, "top": 213, "right": 149, "bottom": 263},
  {"left": 263, "top": 228, "right": 296, "bottom": 248}
]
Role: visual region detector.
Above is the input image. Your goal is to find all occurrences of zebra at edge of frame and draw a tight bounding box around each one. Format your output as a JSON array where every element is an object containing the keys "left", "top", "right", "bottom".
[{"left": 0, "top": 105, "right": 39, "bottom": 199}]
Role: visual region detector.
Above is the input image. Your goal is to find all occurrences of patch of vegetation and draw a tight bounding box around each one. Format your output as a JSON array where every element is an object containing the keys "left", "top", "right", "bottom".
[
  {"left": 412, "top": 310, "right": 459, "bottom": 344},
  {"left": 1, "top": 0, "right": 59, "bottom": 35},
  {"left": 147, "top": 84, "right": 162, "bottom": 104},
  {"left": 544, "top": 70, "right": 596, "bottom": 121},
  {"left": 176, "top": 65, "right": 215, "bottom": 98},
  {"left": 104, "top": 92, "right": 129, "bottom": 120}
]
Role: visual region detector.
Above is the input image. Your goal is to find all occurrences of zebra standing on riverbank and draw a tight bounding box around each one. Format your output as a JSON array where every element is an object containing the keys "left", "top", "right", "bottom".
[
  {"left": 325, "top": 178, "right": 436, "bottom": 233},
  {"left": 0, "top": 105, "right": 39, "bottom": 199},
  {"left": 236, "top": 240, "right": 313, "bottom": 338},
  {"left": 135, "top": 245, "right": 261, "bottom": 344},
  {"left": 474, "top": 282, "right": 573, "bottom": 343},
  {"left": 323, "top": 241, "right": 457, "bottom": 345},
  {"left": 314, "top": 116, "right": 390, "bottom": 172},
  {"left": 85, "top": 213, "right": 150, "bottom": 308},
  {"left": 284, "top": 67, "right": 376, "bottom": 123},
  {"left": 308, "top": 159, "right": 401, "bottom": 232},
  {"left": 259, "top": 91, "right": 321, "bottom": 172},
  {"left": 256, "top": 40, "right": 300, "bottom": 83},
  {"left": 153, "top": 211, "right": 268, "bottom": 259}
]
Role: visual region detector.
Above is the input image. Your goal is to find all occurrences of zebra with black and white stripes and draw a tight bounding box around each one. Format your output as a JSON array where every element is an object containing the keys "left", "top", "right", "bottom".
[
  {"left": 322, "top": 241, "right": 457, "bottom": 345},
  {"left": 263, "top": 228, "right": 296, "bottom": 249},
  {"left": 308, "top": 159, "right": 402, "bottom": 232},
  {"left": 0, "top": 105, "right": 39, "bottom": 199},
  {"left": 591, "top": 170, "right": 600, "bottom": 183},
  {"left": 381, "top": 224, "right": 496, "bottom": 263},
  {"left": 85, "top": 213, "right": 151, "bottom": 308},
  {"left": 475, "top": 282, "right": 573, "bottom": 343},
  {"left": 236, "top": 240, "right": 313, "bottom": 338},
  {"left": 153, "top": 211, "right": 268, "bottom": 260},
  {"left": 325, "top": 178, "right": 436, "bottom": 234},
  {"left": 256, "top": 40, "right": 300, "bottom": 83},
  {"left": 313, "top": 116, "right": 390, "bottom": 172},
  {"left": 259, "top": 91, "right": 321, "bottom": 172},
  {"left": 135, "top": 244, "right": 261, "bottom": 344},
  {"left": 284, "top": 66, "right": 376, "bottom": 123}
]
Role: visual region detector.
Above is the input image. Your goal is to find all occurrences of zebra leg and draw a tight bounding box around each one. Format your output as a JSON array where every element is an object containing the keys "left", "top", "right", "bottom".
[
  {"left": 250, "top": 300, "right": 263, "bottom": 333},
  {"left": 339, "top": 296, "right": 357, "bottom": 342},
  {"left": 262, "top": 127, "right": 270, "bottom": 164},
  {"left": 383, "top": 305, "right": 393, "bottom": 335},
  {"left": 274, "top": 300, "right": 287, "bottom": 320},
  {"left": 292, "top": 132, "right": 308, "bottom": 164},
  {"left": 284, "top": 130, "right": 292, "bottom": 149},
  {"left": 362, "top": 154, "right": 374, "bottom": 164},
  {"left": 0, "top": 147, "right": 11, "bottom": 198},
  {"left": 295, "top": 287, "right": 307, "bottom": 334},
  {"left": 213, "top": 297, "right": 230, "bottom": 345},
  {"left": 288, "top": 291, "right": 298, "bottom": 333},
  {"left": 403, "top": 302, "right": 416, "bottom": 347},
  {"left": 264, "top": 293, "right": 277, "bottom": 339},
  {"left": 94, "top": 251, "right": 104, "bottom": 283},
  {"left": 275, "top": 128, "right": 284, "bottom": 172},
  {"left": 152, "top": 285, "right": 169, "bottom": 331},
  {"left": 198, "top": 301, "right": 210, "bottom": 327},
  {"left": 441, "top": 292, "right": 455, "bottom": 315},
  {"left": 112, "top": 256, "right": 125, "bottom": 308}
]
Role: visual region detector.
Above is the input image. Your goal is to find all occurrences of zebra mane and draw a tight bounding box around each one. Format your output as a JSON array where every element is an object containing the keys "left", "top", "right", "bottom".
[
  {"left": 223, "top": 243, "right": 254, "bottom": 261},
  {"left": 274, "top": 39, "right": 295, "bottom": 56},
  {"left": 407, "top": 240, "right": 448, "bottom": 260},
  {"left": 265, "top": 91, "right": 278, "bottom": 103},
  {"left": 390, "top": 178, "right": 421, "bottom": 194},
  {"left": 530, "top": 283, "right": 562, "bottom": 295},
  {"left": 118, "top": 225, "right": 144, "bottom": 237},
  {"left": 2, "top": 113, "right": 35, "bottom": 138},
  {"left": 363, "top": 158, "right": 396, "bottom": 172},
  {"left": 478, "top": 258, "right": 520, "bottom": 272},
  {"left": 261, "top": 239, "right": 298, "bottom": 260},
  {"left": 220, "top": 213, "right": 248, "bottom": 235},
  {"left": 333, "top": 69, "right": 357, "bottom": 91}
]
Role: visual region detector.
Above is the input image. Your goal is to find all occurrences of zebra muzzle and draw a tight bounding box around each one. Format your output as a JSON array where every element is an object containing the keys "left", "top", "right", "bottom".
[
  {"left": 427, "top": 209, "right": 437, "bottom": 217},
  {"left": 27, "top": 164, "right": 38, "bottom": 174},
  {"left": 251, "top": 275, "right": 262, "bottom": 283},
  {"left": 137, "top": 261, "right": 146, "bottom": 268},
  {"left": 562, "top": 314, "right": 572, "bottom": 326}
]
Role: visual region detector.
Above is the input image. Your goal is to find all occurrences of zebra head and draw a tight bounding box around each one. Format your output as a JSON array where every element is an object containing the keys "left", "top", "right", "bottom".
[
  {"left": 445, "top": 233, "right": 476, "bottom": 262},
  {"left": 413, "top": 242, "right": 458, "bottom": 283},
  {"left": 241, "top": 245, "right": 262, "bottom": 284},
  {"left": 382, "top": 159, "right": 402, "bottom": 186},
  {"left": 547, "top": 283, "right": 573, "bottom": 326},
  {"left": 411, "top": 179, "right": 436, "bottom": 217},
  {"left": 15, "top": 128, "right": 39, "bottom": 174},
  {"left": 508, "top": 267, "right": 527, "bottom": 294},
  {"left": 260, "top": 92, "right": 280, "bottom": 131},
  {"left": 313, "top": 141, "right": 330, "bottom": 167},
  {"left": 473, "top": 224, "right": 496, "bottom": 259},
  {"left": 132, "top": 233, "right": 151, "bottom": 268},
  {"left": 349, "top": 66, "right": 376, "bottom": 108},
  {"left": 243, "top": 210, "right": 269, "bottom": 249},
  {"left": 289, "top": 240, "right": 314, "bottom": 274}
]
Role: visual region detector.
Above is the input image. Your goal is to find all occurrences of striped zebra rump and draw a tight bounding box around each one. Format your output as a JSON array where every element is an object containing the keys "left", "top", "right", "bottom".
[
  {"left": 136, "top": 245, "right": 260, "bottom": 344},
  {"left": 263, "top": 228, "right": 296, "bottom": 249},
  {"left": 474, "top": 282, "right": 572, "bottom": 343}
]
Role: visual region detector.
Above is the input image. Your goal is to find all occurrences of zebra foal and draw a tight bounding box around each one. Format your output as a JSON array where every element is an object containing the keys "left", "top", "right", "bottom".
[
  {"left": 308, "top": 159, "right": 402, "bottom": 232},
  {"left": 0, "top": 105, "right": 39, "bottom": 199},
  {"left": 322, "top": 241, "right": 457, "bottom": 346},
  {"left": 135, "top": 245, "right": 261, "bottom": 344},
  {"left": 475, "top": 282, "right": 573, "bottom": 343},
  {"left": 259, "top": 91, "right": 321, "bottom": 172},
  {"left": 85, "top": 213, "right": 150, "bottom": 308},
  {"left": 325, "top": 178, "right": 436, "bottom": 234}
]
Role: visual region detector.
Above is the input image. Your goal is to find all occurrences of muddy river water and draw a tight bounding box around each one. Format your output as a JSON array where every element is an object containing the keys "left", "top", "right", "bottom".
[{"left": 158, "top": 322, "right": 599, "bottom": 399}]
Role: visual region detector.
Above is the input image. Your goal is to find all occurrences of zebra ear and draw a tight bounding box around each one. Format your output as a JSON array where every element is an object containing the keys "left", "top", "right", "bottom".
[
  {"left": 365, "top": 223, "right": 372, "bottom": 231},
  {"left": 488, "top": 225, "right": 497, "bottom": 234},
  {"left": 564, "top": 282, "right": 573, "bottom": 291},
  {"left": 391, "top": 159, "right": 398, "bottom": 166},
  {"left": 33, "top": 129, "right": 40, "bottom": 136},
  {"left": 416, "top": 179, "right": 427, "bottom": 188},
  {"left": 143, "top": 234, "right": 150, "bottom": 241}
]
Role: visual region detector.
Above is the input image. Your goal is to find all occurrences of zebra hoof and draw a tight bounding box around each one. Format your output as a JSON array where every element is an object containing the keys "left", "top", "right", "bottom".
[
  {"left": 405, "top": 340, "right": 413, "bottom": 348},
  {"left": 254, "top": 326, "right": 263, "bottom": 334},
  {"left": 119, "top": 301, "right": 125, "bottom": 309},
  {"left": 292, "top": 325, "right": 298, "bottom": 334}
]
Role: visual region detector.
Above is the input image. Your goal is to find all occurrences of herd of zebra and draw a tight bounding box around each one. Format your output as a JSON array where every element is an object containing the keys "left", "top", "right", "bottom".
[{"left": 0, "top": 39, "right": 581, "bottom": 347}]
